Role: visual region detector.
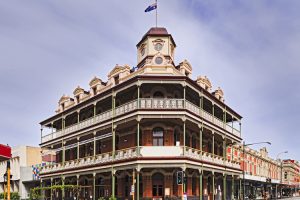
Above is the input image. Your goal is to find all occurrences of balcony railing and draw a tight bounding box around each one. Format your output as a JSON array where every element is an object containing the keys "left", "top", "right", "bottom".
[
  {"left": 42, "top": 147, "right": 138, "bottom": 174},
  {"left": 41, "top": 99, "right": 240, "bottom": 143},
  {"left": 41, "top": 146, "right": 240, "bottom": 174},
  {"left": 139, "top": 98, "right": 184, "bottom": 109}
]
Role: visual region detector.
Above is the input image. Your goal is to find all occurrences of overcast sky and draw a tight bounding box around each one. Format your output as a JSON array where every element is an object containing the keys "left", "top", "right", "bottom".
[{"left": 0, "top": 1, "right": 299, "bottom": 161}]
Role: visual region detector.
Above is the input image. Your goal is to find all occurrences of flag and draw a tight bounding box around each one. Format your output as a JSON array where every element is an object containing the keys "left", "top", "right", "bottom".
[{"left": 145, "top": 3, "right": 157, "bottom": 12}]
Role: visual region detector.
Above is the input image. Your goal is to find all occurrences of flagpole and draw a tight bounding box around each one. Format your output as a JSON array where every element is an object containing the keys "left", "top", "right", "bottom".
[{"left": 156, "top": 0, "right": 158, "bottom": 27}]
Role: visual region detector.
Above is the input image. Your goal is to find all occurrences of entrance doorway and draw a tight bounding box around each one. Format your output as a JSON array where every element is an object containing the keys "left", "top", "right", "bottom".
[{"left": 152, "top": 173, "right": 164, "bottom": 199}]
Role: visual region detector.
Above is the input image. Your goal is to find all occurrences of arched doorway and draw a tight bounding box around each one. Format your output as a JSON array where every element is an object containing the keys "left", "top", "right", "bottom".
[{"left": 152, "top": 173, "right": 164, "bottom": 199}]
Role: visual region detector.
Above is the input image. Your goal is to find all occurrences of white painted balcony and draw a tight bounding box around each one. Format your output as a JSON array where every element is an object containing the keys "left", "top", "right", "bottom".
[
  {"left": 41, "top": 99, "right": 240, "bottom": 144},
  {"left": 115, "top": 100, "right": 138, "bottom": 116},
  {"left": 40, "top": 146, "right": 240, "bottom": 174},
  {"left": 140, "top": 146, "right": 183, "bottom": 157},
  {"left": 139, "top": 98, "right": 184, "bottom": 109},
  {"left": 41, "top": 148, "right": 137, "bottom": 174}
]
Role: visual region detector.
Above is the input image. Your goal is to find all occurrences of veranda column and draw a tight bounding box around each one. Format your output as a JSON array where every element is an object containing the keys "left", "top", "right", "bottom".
[
  {"left": 137, "top": 120, "right": 140, "bottom": 155},
  {"left": 239, "top": 178, "right": 242, "bottom": 200},
  {"left": 40, "top": 179, "right": 43, "bottom": 199},
  {"left": 93, "top": 132, "right": 96, "bottom": 157},
  {"left": 93, "top": 173, "right": 96, "bottom": 200},
  {"left": 212, "top": 132, "right": 215, "bottom": 157},
  {"left": 111, "top": 168, "right": 116, "bottom": 198},
  {"left": 223, "top": 138, "right": 226, "bottom": 159},
  {"left": 183, "top": 119, "right": 186, "bottom": 155},
  {"left": 137, "top": 170, "right": 140, "bottom": 200},
  {"left": 183, "top": 85, "right": 186, "bottom": 109},
  {"left": 112, "top": 94, "right": 116, "bottom": 158},
  {"left": 137, "top": 84, "right": 140, "bottom": 108},
  {"left": 62, "top": 117, "right": 65, "bottom": 130},
  {"left": 50, "top": 178, "right": 53, "bottom": 200},
  {"left": 212, "top": 172, "right": 215, "bottom": 200},
  {"left": 77, "top": 175, "right": 79, "bottom": 200},
  {"left": 77, "top": 111, "right": 80, "bottom": 124},
  {"left": 231, "top": 175, "right": 235, "bottom": 200},
  {"left": 199, "top": 126, "right": 203, "bottom": 152},
  {"left": 199, "top": 169, "right": 203, "bottom": 200},
  {"left": 77, "top": 137, "right": 80, "bottom": 160},
  {"left": 62, "top": 176, "right": 65, "bottom": 199},
  {"left": 62, "top": 141, "right": 65, "bottom": 164},
  {"left": 223, "top": 174, "right": 227, "bottom": 200}
]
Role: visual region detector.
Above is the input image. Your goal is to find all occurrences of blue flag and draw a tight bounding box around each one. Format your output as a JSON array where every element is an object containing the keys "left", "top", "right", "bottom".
[{"left": 145, "top": 3, "right": 157, "bottom": 12}]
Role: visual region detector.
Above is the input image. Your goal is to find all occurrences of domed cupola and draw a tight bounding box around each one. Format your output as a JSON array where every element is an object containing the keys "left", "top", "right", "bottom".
[{"left": 136, "top": 27, "right": 176, "bottom": 68}]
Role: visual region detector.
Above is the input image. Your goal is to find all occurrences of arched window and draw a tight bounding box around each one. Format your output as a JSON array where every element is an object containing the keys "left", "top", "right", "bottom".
[
  {"left": 153, "top": 91, "right": 164, "bottom": 98},
  {"left": 153, "top": 127, "right": 164, "bottom": 146}
]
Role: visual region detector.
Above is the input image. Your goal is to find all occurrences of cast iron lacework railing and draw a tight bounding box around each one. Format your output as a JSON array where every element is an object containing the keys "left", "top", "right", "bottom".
[
  {"left": 41, "top": 146, "right": 240, "bottom": 174},
  {"left": 41, "top": 98, "right": 240, "bottom": 143}
]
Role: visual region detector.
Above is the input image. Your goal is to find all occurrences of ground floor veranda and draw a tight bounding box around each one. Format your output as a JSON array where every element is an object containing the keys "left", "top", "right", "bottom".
[{"left": 41, "top": 166, "right": 243, "bottom": 200}]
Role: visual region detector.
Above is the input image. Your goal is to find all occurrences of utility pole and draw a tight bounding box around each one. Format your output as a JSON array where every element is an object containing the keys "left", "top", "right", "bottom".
[{"left": 7, "top": 160, "right": 11, "bottom": 200}]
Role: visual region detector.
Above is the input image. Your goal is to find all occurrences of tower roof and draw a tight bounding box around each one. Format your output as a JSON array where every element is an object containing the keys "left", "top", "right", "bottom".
[{"left": 137, "top": 27, "right": 176, "bottom": 47}]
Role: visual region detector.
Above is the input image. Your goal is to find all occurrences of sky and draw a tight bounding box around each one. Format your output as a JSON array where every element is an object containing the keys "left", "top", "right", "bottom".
[{"left": 0, "top": 0, "right": 299, "bottom": 161}]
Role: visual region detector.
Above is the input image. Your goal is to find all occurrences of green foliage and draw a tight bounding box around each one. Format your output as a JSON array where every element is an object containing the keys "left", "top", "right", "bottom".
[
  {"left": 29, "top": 185, "right": 78, "bottom": 200},
  {"left": 109, "top": 196, "right": 117, "bottom": 200},
  {"left": 0, "top": 192, "right": 20, "bottom": 200},
  {"left": 98, "top": 197, "right": 106, "bottom": 200}
]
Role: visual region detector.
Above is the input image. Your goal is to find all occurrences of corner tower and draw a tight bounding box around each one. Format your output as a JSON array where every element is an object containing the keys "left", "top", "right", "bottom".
[{"left": 136, "top": 27, "right": 176, "bottom": 68}]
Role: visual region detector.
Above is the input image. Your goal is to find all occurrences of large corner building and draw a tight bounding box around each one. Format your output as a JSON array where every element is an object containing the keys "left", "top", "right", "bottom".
[{"left": 39, "top": 27, "right": 243, "bottom": 200}]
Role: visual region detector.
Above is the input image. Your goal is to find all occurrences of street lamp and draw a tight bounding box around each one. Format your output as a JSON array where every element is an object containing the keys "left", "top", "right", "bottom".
[
  {"left": 276, "top": 151, "right": 288, "bottom": 199},
  {"left": 243, "top": 141, "right": 271, "bottom": 200}
]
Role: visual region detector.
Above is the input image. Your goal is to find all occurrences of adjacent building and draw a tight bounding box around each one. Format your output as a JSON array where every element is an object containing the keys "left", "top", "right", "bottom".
[
  {"left": 282, "top": 159, "right": 300, "bottom": 196},
  {"left": 0, "top": 146, "right": 42, "bottom": 199},
  {"left": 39, "top": 27, "right": 243, "bottom": 200}
]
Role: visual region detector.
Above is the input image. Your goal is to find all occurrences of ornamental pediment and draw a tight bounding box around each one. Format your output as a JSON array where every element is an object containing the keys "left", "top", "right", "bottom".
[
  {"left": 108, "top": 65, "right": 123, "bottom": 77},
  {"left": 89, "top": 76, "right": 102, "bottom": 87},
  {"left": 73, "top": 86, "right": 84, "bottom": 96},
  {"left": 59, "top": 95, "right": 70, "bottom": 104},
  {"left": 179, "top": 59, "right": 192, "bottom": 71},
  {"left": 214, "top": 87, "right": 224, "bottom": 97}
]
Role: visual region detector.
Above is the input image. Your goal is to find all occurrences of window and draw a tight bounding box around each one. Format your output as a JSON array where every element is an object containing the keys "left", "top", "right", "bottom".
[
  {"left": 92, "top": 87, "right": 97, "bottom": 95},
  {"left": 114, "top": 75, "right": 119, "bottom": 85},
  {"left": 153, "top": 127, "right": 164, "bottom": 146}
]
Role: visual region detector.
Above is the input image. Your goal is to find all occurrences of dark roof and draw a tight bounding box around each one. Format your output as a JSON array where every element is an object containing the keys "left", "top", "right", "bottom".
[
  {"left": 146, "top": 27, "right": 169, "bottom": 35},
  {"left": 137, "top": 27, "right": 176, "bottom": 47}
]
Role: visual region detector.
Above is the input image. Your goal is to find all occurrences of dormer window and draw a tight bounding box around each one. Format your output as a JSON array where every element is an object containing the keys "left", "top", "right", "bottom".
[
  {"left": 92, "top": 87, "right": 97, "bottom": 95},
  {"left": 114, "top": 75, "right": 119, "bottom": 85},
  {"left": 76, "top": 96, "right": 80, "bottom": 103}
]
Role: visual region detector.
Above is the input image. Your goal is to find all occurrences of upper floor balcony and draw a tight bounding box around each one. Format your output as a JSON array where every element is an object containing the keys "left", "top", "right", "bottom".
[
  {"left": 41, "top": 146, "right": 240, "bottom": 175},
  {"left": 41, "top": 83, "right": 241, "bottom": 144},
  {"left": 41, "top": 98, "right": 241, "bottom": 144}
]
